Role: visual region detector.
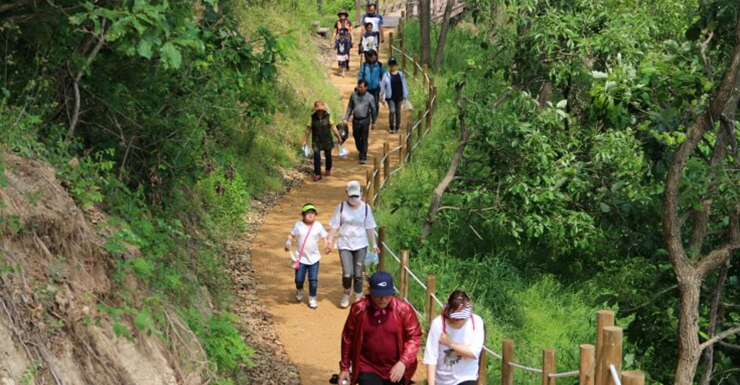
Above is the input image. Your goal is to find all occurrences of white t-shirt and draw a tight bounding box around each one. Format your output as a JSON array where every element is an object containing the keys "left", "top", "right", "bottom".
[
  {"left": 423, "top": 315, "right": 485, "bottom": 385},
  {"left": 290, "top": 220, "right": 328, "bottom": 265},
  {"left": 329, "top": 201, "right": 377, "bottom": 251}
]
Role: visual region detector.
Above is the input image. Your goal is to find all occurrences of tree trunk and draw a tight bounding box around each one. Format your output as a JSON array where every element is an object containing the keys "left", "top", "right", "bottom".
[
  {"left": 419, "top": 0, "right": 431, "bottom": 65},
  {"left": 673, "top": 275, "right": 704, "bottom": 385},
  {"left": 355, "top": 0, "right": 362, "bottom": 30},
  {"left": 700, "top": 262, "right": 730, "bottom": 385},
  {"left": 432, "top": 0, "right": 454, "bottom": 71},
  {"left": 537, "top": 80, "right": 552, "bottom": 106}
]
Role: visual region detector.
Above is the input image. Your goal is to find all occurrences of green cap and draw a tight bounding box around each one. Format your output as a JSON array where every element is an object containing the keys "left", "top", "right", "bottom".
[{"left": 302, "top": 203, "right": 317, "bottom": 214}]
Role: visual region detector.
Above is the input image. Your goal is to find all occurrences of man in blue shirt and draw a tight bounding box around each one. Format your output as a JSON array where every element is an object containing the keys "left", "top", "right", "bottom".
[
  {"left": 361, "top": 3, "right": 384, "bottom": 46},
  {"left": 358, "top": 50, "right": 385, "bottom": 116}
]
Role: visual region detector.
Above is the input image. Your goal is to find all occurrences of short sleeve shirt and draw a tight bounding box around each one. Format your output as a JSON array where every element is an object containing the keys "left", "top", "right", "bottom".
[
  {"left": 329, "top": 202, "right": 377, "bottom": 251},
  {"left": 423, "top": 315, "right": 485, "bottom": 385},
  {"left": 290, "top": 220, "right": 328, "bottom": 265},
  {"left": 362, "top": 13, "right": 384, "bottom": 34}
]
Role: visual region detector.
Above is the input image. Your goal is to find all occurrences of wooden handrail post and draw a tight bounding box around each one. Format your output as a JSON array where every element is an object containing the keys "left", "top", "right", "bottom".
[
  {"left": 595, "top": 310, "right": 615, "bottom": 385},
  {"left": 425, "top": 98, "right": 432, "bottom": 133},
  {"left": 366, "top": 168, "right": 373, "bottom": 208},
  {"left": 399, "top": 132, "right": 405, "bottom": 165},
  {"left": 580, "top": 344, "right": 595, "bottom": 385},
  {"left": 429, "top": 77, "right": 434, "bottom": 96},
  {"left": 377, "top": 226, "right": 386, "bottom": 271},
  {"left": 423, "top": 64, "right": 429, "bottom": 86},
  {"left": 399, "top": 250, "right": 409, "bottom": 300},
  {"left": 383, "top": 142, "right": 390, "bottom": 181},
  {"left": 542, "top": 349, "right": 556, "bottom": 385},
  {"left": 388, "top": 32, "right": 394, "bottom": 59},
  {"left": 600, "top": 327, "right": 623, "bottom": 385},
  {"left": 502, "top": 339, "right": 514, "bottom": 385},
  {"left": 417, "top": 111, "right": 424, "bottom": 145},
  {"left": 413, "top": 53, "right": 419, "bottom": 77},
  {"left": 425, "top": 274, "right": 437, "bottom": 328},
  {"left": 402, "top": 46, "right": 408, "bottom": 72},
  {"left": 406, "top": 123, "right": 413, "bottom": 162},
  {"left": 478, "top": 346, "right": 488, "bottom": 385},
  {"left": 432, "top": 85, "right": 438, "bottom": 112},
  {"left": 622, "top": 371, "right": 645, "bottom": 385},
  {"left": 373, "top": 157, "right": 380, "bottom": 203}
]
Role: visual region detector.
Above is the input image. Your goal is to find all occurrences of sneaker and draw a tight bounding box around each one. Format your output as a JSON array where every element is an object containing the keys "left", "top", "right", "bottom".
[
  {"left": 354, "top": 292, "right": 364, "bottom": 303},
  {"left": 340, "top": 291, "right": 351, "bottom": 308},
  {"left": 295, "top": 289, "right": 304, "bottom": 302},
  {"left": 359, "top": 159, "right": 366, "bottom": 165},
  {"left": 309, "top": 297, "right": 318, "bottom": 309},
  {"left": 325, "top": 170, "right": 332, "bottom": 177},
  {"left": 313, "top": 174, "right": 322, "bottom": 182}
]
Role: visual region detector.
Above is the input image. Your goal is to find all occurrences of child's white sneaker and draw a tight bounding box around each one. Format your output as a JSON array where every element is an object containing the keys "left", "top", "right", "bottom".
[
  {"left": 340, "top": 291, "right": 351, "bottom": 308},
  {"left": 295, "top": 289, "right": 304, "bottom": 302},
  {"left": 309, "top": 297, "right": 318, "bottom": 309},
  {"left": 354, "top": 292, "right": 364, "bottom": 303}
]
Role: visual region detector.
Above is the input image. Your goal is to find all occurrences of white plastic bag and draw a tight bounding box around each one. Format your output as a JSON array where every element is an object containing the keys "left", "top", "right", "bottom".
[
  {"left": 364, "top": 252, "right": 379, "bottom": 266},
  {"left": 403, "top": 100, "right": 414, "bottom": 111},
  {"left": 302, "top": 144, "right": 311, "bottom": 158},
  {"left": 338, "top": 144, "right": 350, "bottom": 158}
]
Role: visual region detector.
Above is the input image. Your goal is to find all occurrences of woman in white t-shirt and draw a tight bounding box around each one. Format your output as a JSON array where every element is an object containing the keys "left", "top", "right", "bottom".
[
  {"left": 325, "top": 180, "right": 380, "bottom": 308},
  {"left": 285, "top": 203, "right": 328, "bottom": 309},
  {"left": 423, "top": 291, "right": 485, "bottom": 385}
]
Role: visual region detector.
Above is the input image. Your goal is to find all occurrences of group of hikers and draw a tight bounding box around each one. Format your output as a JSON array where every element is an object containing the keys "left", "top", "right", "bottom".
[
  {"left": 285, "top": 181, "right": 485, "bottom": 385},
  {"left": 305, "top": 4, "right": 410, "bottom": 181}
]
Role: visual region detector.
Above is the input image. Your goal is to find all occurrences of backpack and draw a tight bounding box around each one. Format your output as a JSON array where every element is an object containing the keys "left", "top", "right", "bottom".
[{"left": 335, "top": 19, "right": 352, "bottom": 32}]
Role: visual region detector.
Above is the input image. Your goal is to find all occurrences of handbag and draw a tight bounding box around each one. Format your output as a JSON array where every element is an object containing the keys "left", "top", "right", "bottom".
[
  {"left": 295, "top": 223, "right": 314, "bottom": 271},
  {"left": 302, "top": 144, "right": 311, "bottom": 158}
]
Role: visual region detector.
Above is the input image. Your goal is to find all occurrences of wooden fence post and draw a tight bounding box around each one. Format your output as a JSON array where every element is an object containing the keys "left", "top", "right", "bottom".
[
  {"left": 373, "top": 157, "right": 380, "bottom": 203},
  {"left": 502, "top": 339, "right": 514, "bottom": 385},
  {"left": 542, "top": 349, "right": 556, "bottom": 385},
  {"left": 595, "top": 310, "right": 615, "bottom": 385},
  {"left": 399, "top": 132, "right": 405, "bottom": 165},
  {"left": 478, "top": 347, "right": 488, "bottom": 385},
  {"left": 622, "top": 371, "right": 645, "bottom": 385},
  {"left": 383, "top": 142, "right": 390, "bottom": 181},
  {"left": 580, "top": 344, "right": 595, "bottom": 385},
  {"left": 388, "top": 32, "right": 394, "bottom": 59},
  {"left": 366, "top": 168, "right": 373, "bottom": 208},
  {"left": 423, "top": 64, "right": 429, "bottom": 86},
  {"left": 378, "top": 226, "right": 386, "bottom": 271},
  {"left": 433, "top": 85, "right": 438, "bottom": 112},
  {"left": 429, "top": 77, "right": 434, "bottom": 96},
  {"left": 599, "top": 327, "right": 622, "bottom": 385},
  {"left": 413, "top": 53, "right": 419, "bottom": 77},
  {"left": 425, "top": 98, "right": 432, "bottom": 133},
  {"left": 425, "top": 274, "right": 436, "bottom": 328},
  {"left": 399, "top": 250, "right": 409, "bottom": 300},
  {"left": 417, "top": 111, "right": 424, "bottom": 145},
  {"left": 406, "top": 122, "right": 413, "bottom": 162},
  {"left": 402, "top": 46, "right": 408, "bottom": 72}
]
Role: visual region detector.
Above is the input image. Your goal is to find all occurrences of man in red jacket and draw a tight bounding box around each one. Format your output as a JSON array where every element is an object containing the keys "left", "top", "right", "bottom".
[{"left": 339, "top": 271, "right": 422, "bottom": 385}]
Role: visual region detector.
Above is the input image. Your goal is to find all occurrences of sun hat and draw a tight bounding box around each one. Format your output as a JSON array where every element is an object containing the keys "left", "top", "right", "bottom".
[
  {"left": 301, "top": 203, "right": 318, "bottom": 214},
  {"left": 313, "top": 100, "right": 328, "bottom": 113},
  {"left": 369, "top": 271, "right": 394, "bottom": 297},
  {"left": 346, "top": 181, "right": 362, "bottom": 197},
  {"left": 337, "top": 10, "right": 349, "bottom": 17},
  {"left": 388, "top": 57, "right": 398, "bottom": 66}
]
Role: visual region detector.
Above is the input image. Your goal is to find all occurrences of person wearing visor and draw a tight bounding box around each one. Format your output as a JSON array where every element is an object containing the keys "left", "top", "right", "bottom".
[
  {"left": 423, "top": 290, "right": 485, "bottom": 385},
  {"left": 285, "top": 203, "right": 328, "bottom": 309},
  {"left": 305, "top": 100, "right": 344, "bottom": 181},
  {"left": 326, "top": 181, "right": 380, "bottom": 308},
  {"left": 339, "top": 271, "right": 422, "bottom": 385}
]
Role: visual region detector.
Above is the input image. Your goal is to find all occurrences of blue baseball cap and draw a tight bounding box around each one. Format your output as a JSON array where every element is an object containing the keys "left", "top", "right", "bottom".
[{"left": 369, "top": 271, "right": 395, "bottom": 297}]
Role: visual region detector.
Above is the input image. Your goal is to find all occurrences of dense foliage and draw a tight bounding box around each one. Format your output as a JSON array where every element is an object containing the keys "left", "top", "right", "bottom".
[{"left": 377, "top": 1, "right": 740, "bottom": 383}]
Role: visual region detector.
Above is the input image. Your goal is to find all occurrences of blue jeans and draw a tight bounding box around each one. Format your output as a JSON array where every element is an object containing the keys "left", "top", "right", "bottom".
[{"left": 295, "top": 261, "right": 320, "bottom": 297}]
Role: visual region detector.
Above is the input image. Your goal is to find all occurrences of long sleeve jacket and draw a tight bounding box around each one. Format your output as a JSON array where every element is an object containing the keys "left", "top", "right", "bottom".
[
  {"left": 379, "top": 71, "right": 409, "bottom": 101},
  {"left": 343, "top": 91, "right": 378, "bottom": 123}
]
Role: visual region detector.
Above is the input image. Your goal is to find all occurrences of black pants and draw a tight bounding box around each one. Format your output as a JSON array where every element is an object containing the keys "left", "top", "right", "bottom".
[
  {"left": 369, "top": 88, "right": 381, "bottom": 115},
  {"left": 313, "top": 149, "right": 332, "bottom": 176},
  {"left": 357, "top": 372, "right": 403, "bottom": 385},
  {"left": 458, "top": 382, "right": 477, "bottom": 385},
  {"left": 353, "top": 117, "right": 371, "bottom": 161}
]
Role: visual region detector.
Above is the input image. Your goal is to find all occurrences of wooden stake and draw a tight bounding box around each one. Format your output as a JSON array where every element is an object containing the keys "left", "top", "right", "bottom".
[
  {"left": 595, "top": 311, "right": 615, "bottom": 385},
  {"left": 425, "top": 98, "right": 432, "bottom": 133},
  {"left": 417, "top": 111, "right": 424, "bottom": 145},
  {"left": 373, "top": 157, "right": 380, "bottom": 204},
  {"left": 399, "top": 132, "right": 405, "bottom": 165},
  {"left": 400, "top": 250, "right": 409, "bottom": 300},
  {"left": 402, "top": 46, "right": 408, "bottom": 72},
  {"left": 366, "top": 168, "right": 373, "bottom": 208},
  {"left": 423, "top": 64, "right": 429, "bottom": 86},
  {"left": 622, "top": 371, "right": 645, "bottom": 385},
  {"left": 383, "top": 142, "right": 390, "bottom": 181},
  {"left": 425, "top": 274, "right": 436, "bottom": 328},
  {"left": 542, "top": 349, "right": 556, "bottom": 385},
  {"left": 580, "top": 344, "right": 595, "bottom": 385},
  {"left": 406, "top": 122, "right": 413, "bottom": 162},
  {"left": 414, "top": 53, "right": 419, "bottom": 77},
  {"left": 600, "top": 327, "right": 623, "bottom": 385},
  {"left": 479, "top": 345, "right": 488, "bottom": 385},
  {"left": 502, "top": 339, "right": 514, "bottom": 385},
  {"left": 388, "top": 32, "right": 394, "bottom": 59},
  {"left": 378, "top": 226, "right": 386, "bottom": 271}
]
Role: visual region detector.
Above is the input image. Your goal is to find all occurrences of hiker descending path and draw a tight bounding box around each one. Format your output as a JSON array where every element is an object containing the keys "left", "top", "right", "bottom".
[{"left": 250, "top": 26, "right": 410, "bottom": 384}]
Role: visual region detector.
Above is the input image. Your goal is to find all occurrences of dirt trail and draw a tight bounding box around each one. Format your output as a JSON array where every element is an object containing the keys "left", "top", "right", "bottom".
[{"left": 250, "top": 27, "right": 417, "bottom": 384}]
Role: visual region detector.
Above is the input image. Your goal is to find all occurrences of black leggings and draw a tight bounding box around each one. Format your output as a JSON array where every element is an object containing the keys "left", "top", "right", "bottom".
[
  {"left": 313, "top": 149, "right": 332, "bottom": 176},
  {"left": 357, "top": 372, "right": 403, "bottom": 385}
]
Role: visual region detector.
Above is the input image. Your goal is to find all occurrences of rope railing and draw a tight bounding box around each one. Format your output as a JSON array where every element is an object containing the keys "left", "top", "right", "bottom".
[{"left": 358, "top": 13, "right": 647, "bottom": 385}]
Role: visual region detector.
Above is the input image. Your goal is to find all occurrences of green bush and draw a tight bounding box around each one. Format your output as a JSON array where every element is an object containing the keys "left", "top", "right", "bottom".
[{"left": 195, "top": 166, "right": 250, "bottom": 234}]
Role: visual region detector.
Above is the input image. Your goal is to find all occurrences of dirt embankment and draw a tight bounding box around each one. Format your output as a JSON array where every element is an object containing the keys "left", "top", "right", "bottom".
[{"left": 0, "top": 153, "right": 207, "bottom": 385}]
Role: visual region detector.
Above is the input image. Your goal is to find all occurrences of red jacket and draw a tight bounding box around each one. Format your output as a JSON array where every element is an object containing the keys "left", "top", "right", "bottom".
[{"left": 340, "top": 296, "right": 422, "bottom": 384}]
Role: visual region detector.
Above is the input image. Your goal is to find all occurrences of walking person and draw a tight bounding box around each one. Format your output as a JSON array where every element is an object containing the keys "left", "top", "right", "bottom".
[
  {"left": 358, "top": 50, "right": 384, "bottom": 118},
  {"left": 338, "top": 271, "right": 422, "bottom": 385},
  {"left": 380, "top": 57, "right": 408, "bottom": 133},
  {"left": 343, "top": 80, "right": 377, "bottom": 164},
  {"left": 332, "top": 10, "right": 353, "bottom": 47},
  {"left": 326, "top": 180, "right": 380, "bottom": 308},
  {"left": 284, "top": 204, "right": 329, "bottom": 309},
  {"left": 361, "top": 3, "right": 385, "bottom": 46},
  {"left": 336, "top": 29, "right": 352, "bottom": 76},
  {"left": 359, "top": 22, "right": 380, "bottom": 59},
  {"left": 423, "top": 291, "right": 485, "bottom": 385},
  {"left": 304, "top": 101, "right": 343, "bottom": 181}
]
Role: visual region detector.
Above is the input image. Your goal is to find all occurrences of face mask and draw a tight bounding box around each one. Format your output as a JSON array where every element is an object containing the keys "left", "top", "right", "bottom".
[{"left": 349, "top": 197, "right": 361, "bottom": 206}]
